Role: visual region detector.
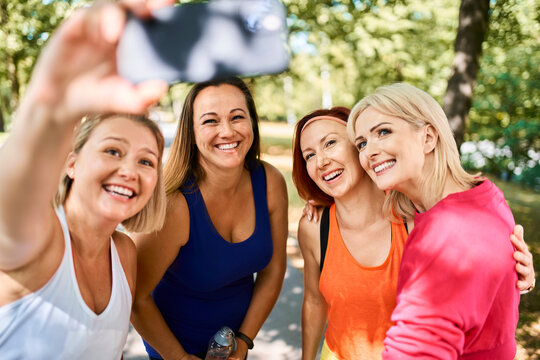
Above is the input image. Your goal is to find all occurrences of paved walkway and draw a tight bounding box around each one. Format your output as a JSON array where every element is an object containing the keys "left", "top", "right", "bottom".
[{"left": 123, "top": 258, "right": 304, "bottom": 360}]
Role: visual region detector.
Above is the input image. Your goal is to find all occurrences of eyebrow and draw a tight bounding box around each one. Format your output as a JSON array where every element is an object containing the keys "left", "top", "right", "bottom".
[
  {"left": 354, "top": 122, "right": 392, "bottom": 142},
  {"left": 102, "top": 136, "right": 128, "bottom": 144},
  {"left": 199, "top": 108, "right": 247, "bottom": 120},
  {"left": 101, "top": 136, "right": 158, "bottom": 158},
  {"left": 301, "top": 132, "right": 339, "bottom": 153}
]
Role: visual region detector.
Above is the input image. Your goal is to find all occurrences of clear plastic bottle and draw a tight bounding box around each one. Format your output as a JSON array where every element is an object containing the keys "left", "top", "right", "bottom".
[{"left": 204, "top": 326, "right": 236, "bottom": 360}]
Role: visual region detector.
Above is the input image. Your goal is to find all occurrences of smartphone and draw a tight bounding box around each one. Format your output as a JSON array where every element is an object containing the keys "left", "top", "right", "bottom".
[{"left": 117, "top": 0, "right": 290, "bottom": 84}]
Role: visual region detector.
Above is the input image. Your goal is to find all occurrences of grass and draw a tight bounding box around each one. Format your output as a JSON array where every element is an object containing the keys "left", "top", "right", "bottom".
[
  {"left": 491, "top": 177, "right": 540, "bottom": 359},
  {"left": 259, "top": 121, "right": 540, "bottom": 358}
]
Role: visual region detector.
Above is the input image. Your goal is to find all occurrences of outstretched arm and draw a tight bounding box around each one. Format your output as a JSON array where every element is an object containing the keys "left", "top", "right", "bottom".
[{"left": 0, "top": 0, "right": 170, "bottom": 270}]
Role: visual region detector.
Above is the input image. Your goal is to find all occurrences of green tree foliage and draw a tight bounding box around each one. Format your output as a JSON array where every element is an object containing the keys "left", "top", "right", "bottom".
[
  {"left": 2, "top": 0, "right": 537, "bottom": 187},
  {"left": 466, "top": 0, "right": 540, "bottom": 187},
  {"left": 276, "top": 0, "right": 459, "bottom": 115},
  {"left": 0, "top": 0, "right": 90, "bottom": 130},
  {"left": 278, "top": 0, "right": 538, "bottom": 187}
]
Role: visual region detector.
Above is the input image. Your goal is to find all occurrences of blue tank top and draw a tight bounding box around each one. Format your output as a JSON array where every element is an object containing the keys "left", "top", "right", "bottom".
[{"left": 144, "top": 163, "right": 273, "bottom": 358}]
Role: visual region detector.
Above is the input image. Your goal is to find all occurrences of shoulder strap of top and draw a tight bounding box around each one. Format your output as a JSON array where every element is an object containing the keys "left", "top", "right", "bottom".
[
  {"left": 250, "top": 162, "right": 268, "bottom": 209},
  {"left": 319, "top": 206, "right": 330, "bottom": 273},
  {"left": 55, "top": 205, "right": 72, "bottom": 251}
]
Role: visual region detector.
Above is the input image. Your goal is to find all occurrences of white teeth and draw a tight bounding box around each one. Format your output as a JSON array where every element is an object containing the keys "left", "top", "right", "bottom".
[
  {"left": 323, "top": 170, "right": 344, "bottom": 181},
  {"left": 105, "top": 185, "right": 134, "bottom": 198},
  {"left": 218, "top": 142, "right": 238, "bottom": 150},
  {"left": 374, "top": 161, "right": 396, "bottom": 173}
]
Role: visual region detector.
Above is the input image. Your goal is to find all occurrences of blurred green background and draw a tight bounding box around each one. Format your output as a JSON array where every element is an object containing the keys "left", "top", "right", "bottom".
[{"left": 0, "top": 0, "right": 538, "bottom": 357}]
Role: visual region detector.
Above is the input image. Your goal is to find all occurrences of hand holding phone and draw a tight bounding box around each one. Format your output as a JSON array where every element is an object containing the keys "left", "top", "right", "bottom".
[{"left": 117, "top": 0, "right": 290, "bottom": 84}]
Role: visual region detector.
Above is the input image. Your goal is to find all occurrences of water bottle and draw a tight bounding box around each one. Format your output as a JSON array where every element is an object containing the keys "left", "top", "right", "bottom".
[{"left": 204, "top": 326, "right": 236, "bottom": 360}]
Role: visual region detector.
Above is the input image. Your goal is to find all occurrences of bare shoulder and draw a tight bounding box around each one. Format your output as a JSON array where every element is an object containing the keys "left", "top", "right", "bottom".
[
  {"left": 112, "top": 230, "right": 137, "bottom": 293},
  {"left": 261, "top": 161, "right": 288, "bottom": 211},
  {"left": 132, "top": 190, "right": 190, "bottom": 253},
  {"left": 163, "top": 191, "right": 190, "bottom": 242},
  {"left": 167, "top": 190, "right": 190, "bottom": 220},
  {"left": 262, "top": 161, "right": 287, "bottom": 190},
  {"left": 112, "top": 230, "right": 136, "bottom": 257}
]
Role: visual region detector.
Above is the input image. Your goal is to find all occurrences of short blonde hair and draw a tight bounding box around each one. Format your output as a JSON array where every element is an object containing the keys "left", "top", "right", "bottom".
[
  {"left": 54, "top": 114, "right": 166, "bottom": 233},
  {"left": 347, "top": 83, "right": 479, "bottom": 221}
]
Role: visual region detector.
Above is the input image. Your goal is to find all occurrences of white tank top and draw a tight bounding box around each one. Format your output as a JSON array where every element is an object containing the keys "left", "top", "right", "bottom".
[{"left": 0, "top": 206, "right": 132, "bottom": 359}]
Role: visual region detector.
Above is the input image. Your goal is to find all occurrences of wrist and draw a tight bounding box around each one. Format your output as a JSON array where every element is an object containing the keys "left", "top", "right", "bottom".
[
  {"left": 235, "top": 331, "right": 254, "bottom": 350},
  {"left": 17, "top": 89, "right": 78, "bottom": 129},
  {"left": 520, "top": 278, "right": 536, "bottom": 295}
]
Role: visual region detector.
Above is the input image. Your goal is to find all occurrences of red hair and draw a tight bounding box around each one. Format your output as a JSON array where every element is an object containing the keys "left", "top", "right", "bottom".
[{"left": 292, "top": 106, "right": 351, "bottom": 206}]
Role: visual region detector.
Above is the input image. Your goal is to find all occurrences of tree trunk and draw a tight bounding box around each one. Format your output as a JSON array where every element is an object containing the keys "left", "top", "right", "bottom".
[
  {"left": 0, "top": 109, "right": 4, "bottom": 133},
  {"left": 442, "top": 0, "right": 490, "bottom": 150}
]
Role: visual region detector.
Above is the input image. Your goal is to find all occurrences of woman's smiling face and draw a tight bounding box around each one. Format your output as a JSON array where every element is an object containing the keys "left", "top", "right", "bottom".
[
  {"left": 192, "top": 84, "right": 253, "bottom": 171},
  {"left": 66, "top": 116, "right": 159, "bottom": 223},
  {"left": 300, "top": 119, "right": 366, "bottom": 199},
  {"left": 353, "top": 107, "right": 427, "bottom": 194}
]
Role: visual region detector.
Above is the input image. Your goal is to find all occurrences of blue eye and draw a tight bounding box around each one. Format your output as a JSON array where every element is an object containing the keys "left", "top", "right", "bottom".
[
  {"left": 140, "top": 159, "right": 155, "bottom": 168},
  {"left": 356, "top": 141, "right": 366, "bottom": 151},
  {"left": 106, "top": 148, "right": 120, "bottom": 157},
  {"left": 379, "top": 128, "right": 391, "bottom": 136}
]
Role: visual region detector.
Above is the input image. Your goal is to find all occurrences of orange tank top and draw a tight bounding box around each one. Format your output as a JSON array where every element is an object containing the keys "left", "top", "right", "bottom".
[{"left": 319, "top": 204, "right": 408, "bottom": 360}]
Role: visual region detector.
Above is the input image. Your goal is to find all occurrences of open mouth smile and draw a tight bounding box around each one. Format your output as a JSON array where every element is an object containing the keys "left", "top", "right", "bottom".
[
  {"left": 104, "top": 184, "right": 136, "bottom": 199},
  {"left": 373, "top": 160, "right": 396, "bottom": 174},
  {"left": 217, "top": 142, "right": 239, "bottom": 150},
  {"left": 323, "top": 169, "right": 344, "bottom": 182}
]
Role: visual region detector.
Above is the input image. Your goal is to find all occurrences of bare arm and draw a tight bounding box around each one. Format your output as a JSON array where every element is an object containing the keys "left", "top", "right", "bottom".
[
  {"left": 229, "top": 162, "right": 288, "bottom": 360},
  {"left": 298, "top": 213, "right": 328, "bottom": 360},
  {"left": 0, "top": 1, "right": 169, "bottom": 270},
  {"left": 131, "top": 193, "right": 198, "bottom": 360}
]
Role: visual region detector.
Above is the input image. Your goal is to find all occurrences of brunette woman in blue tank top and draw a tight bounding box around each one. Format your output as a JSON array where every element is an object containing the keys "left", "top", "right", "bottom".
[{"left": 131, "top": 77, "right": 289, "bottom": 360}]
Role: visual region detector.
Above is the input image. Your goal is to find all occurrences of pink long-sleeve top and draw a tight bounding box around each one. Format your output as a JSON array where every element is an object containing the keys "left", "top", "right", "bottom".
[{"left": 383, "top": 179, "right": 520, "bottom": 359}]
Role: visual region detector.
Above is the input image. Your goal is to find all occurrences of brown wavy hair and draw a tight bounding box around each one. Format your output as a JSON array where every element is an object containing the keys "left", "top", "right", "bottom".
[{"left": 164, "top": 77, "right": 261, "bottom": 195}]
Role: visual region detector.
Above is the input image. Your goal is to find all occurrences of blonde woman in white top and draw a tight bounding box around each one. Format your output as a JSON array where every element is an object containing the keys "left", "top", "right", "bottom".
[{"left": 0, "top": 1, "right": 171, "bottom": 358}]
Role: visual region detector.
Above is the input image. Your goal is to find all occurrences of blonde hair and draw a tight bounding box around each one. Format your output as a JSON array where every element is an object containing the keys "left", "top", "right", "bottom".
[
  {"left": 347, "top": 83, "right": 479, "bottom": 221},
  {"left": 54, "top": 114, "right": 166, "bottom": 233},
  {"left": 164, "top": 77, "right": 261, "bottom": 195}
]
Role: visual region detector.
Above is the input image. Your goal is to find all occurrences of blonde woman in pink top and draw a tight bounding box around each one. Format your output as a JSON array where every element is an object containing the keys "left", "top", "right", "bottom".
[{"left": 349, "top": 83, "right": 530, "bottom": 359}]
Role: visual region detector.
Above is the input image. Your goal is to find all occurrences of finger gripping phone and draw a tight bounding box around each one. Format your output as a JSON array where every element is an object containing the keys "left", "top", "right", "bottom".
[{"left": 117, "top": 0, "right": 290, "bottom": 84}]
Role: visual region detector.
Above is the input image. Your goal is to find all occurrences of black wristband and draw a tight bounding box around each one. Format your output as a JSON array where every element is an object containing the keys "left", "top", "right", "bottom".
[{"left": 236, "top": 331, "right": 254, "bottom": 350}]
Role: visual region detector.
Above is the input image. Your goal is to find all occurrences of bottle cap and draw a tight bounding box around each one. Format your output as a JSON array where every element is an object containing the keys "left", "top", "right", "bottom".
[{"left": 214, "top": 326, "right": 235, "bottom": 347}]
